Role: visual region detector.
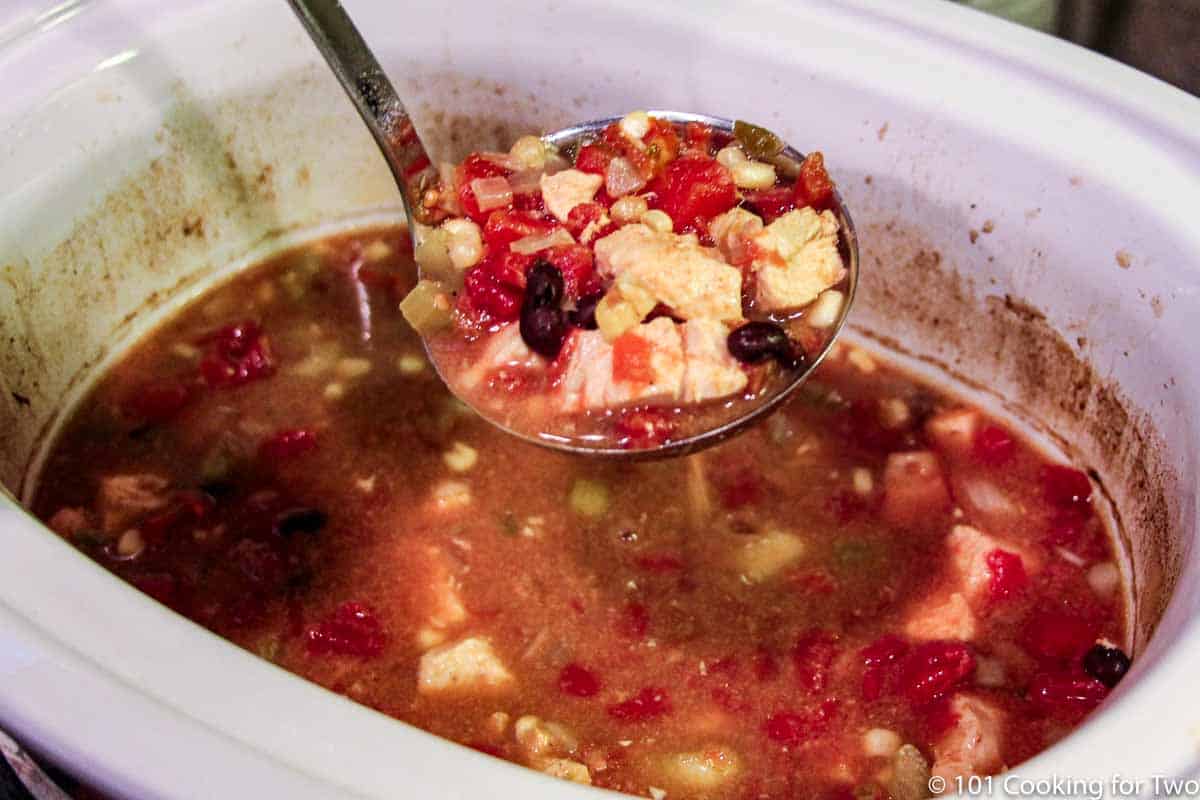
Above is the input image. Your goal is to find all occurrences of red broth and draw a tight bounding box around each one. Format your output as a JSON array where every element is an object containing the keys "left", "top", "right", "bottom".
[{"left": 34, "top": 227, "right": 1128, "bottom": 799}]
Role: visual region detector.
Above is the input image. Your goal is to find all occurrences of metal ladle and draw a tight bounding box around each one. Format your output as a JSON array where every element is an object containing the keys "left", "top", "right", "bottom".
[{"left": 286, "top": 0, "right": 859, "bottom": 459}]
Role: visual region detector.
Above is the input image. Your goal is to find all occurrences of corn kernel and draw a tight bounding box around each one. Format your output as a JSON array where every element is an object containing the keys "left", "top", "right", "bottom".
[
  {"left": 731, "top": 160, "right": 777, "bottom": 190},
  {"left": 431, "top": 479, "right": 472, "bottom": 511},
  {"left": 363, "top": 240, "right": 393, "bottom": 263},
  {"left": 610, "top": 195, "right": 649, "bottom": 224},
  {"left": 852, "top": 467, "right": 874, "bottom": 496},
  {"left": 716, "top": 145, "right": 749, "bottom": 169},
  {"left": 509, "top": 135, "right": 546, "bottom": 170},
  {"left": 443, "top": 441, "right": 478, "bottom": 473},
  {"left": 398, "top": 353, "right": 426, "bottom": 375},
  {"left": 862, "top": 728, "right": 901, "bottom": 758},
  {"left": 619, "top": 110, "right": 651, "bottom": 141},
  {"left": 640, "top": 209, "right": 674, "bottom": 232},
  {"left": 442, "top": 218, "right": 484, "bottom": 270},
  {"left": 323, "top": 382, "right": 345, "bottom": 401},
  {"left": 336, "top": 357, "right": 372, "bottom": 379}
]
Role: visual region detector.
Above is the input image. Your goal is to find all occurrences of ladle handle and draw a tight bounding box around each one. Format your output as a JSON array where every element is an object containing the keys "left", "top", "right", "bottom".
[{"left": 285, "top": 0, "right": 434, "bottom": 225}]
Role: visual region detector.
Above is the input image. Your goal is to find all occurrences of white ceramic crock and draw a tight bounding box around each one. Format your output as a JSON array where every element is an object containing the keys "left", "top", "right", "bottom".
[{"left": 1, "top": 1, "right": 1199, "bottom": 798}]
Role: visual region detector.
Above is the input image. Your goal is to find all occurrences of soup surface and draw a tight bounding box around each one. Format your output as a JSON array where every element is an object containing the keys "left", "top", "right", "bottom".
[{"left": 34, "top": 227, "right": 1129, "bottom": 799}]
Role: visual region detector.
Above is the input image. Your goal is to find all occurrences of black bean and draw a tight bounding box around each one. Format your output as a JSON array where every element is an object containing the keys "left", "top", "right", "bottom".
[
  {"left": 520, "top": 305, "right": 567, "bottom": 358},
  {"left": 275, "top": 508, "right": 328, "bottom": 537},
  {"left": 525, "top": 261, "right": 564, "bottom": 309},
  {"left": 569, "top": 292, "right": 604, "bottom": 330},
  {"left": 1082, "top": 643, "right": 1131, "bottom": 688},
  {"left": 727, "top": 321, "right": 803, "bottom": 370}
]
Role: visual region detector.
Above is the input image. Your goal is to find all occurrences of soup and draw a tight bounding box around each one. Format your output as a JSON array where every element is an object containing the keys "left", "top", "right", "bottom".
[
  {"left": 34, "top": 226, "right": 1128, "bottom": 799},
  {"left": 403, "top": 113, "right": 851, "bottom": 451}
]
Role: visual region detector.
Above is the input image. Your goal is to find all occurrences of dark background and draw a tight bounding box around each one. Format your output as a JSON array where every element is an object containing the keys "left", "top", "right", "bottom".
[{"left": 1034, "top": 0, "right": 1196, "bottom": 94}]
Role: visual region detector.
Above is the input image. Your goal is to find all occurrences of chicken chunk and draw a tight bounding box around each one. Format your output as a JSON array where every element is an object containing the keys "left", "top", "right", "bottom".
[
  {"left": 558, "top": 318, "right": 685, "bottom": 412},
  {"left": 925, "top": 408, "right": 981, "bottom": 458},
  {"left": 931, "top": 694, "right": 1005, "bottom": 782},
  {"left": 751, "top": 208, "right": 845, "bottom": 312},
  {"left": 98, "top": 473, "right": 170, "bottom": 533},
  {"left": 593, "top": 224, "right": 743, "bottom": 323},
  {"left": 540, "top": 169, "right": 603, "bottom": 222},
  {"left": 947, "top": 524, "right": 1038, "bottom": 602},
  {"left": 904, "top": 592, "right": 977, "bottom": 641},
  {"left": 708, "top": 208, "right": 764, "bottom": 267},
  {"left": 417, "top": 636, "right": 514, "bottom": 694},
  {"left": 681, "top": 319, "right": 748, "bottom": 402}
]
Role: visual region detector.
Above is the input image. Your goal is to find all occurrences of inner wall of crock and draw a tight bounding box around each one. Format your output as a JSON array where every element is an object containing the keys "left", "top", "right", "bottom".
[{"left": 0, "top": 0, "right": 1193, "bottom": 660}]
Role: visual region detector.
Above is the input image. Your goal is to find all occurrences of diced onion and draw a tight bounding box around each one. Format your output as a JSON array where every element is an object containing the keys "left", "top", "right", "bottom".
[
  {"left": 508, "top": 168, "right": 544, "bottom": 196},
  {"left": 605, "top": 156, "right": 647, "bottom": 198},
  {"left": 470, "top": 176, "right": 514, "bottom": 211},
  {"left": 510, "top": 227, "right": 575, "bottom": 254},
  {"left": 477, "top": 151, "right": 520, "bottom": 170},
  {"left": 960, "top": 477, "right": 1018, "bottom": 519}
]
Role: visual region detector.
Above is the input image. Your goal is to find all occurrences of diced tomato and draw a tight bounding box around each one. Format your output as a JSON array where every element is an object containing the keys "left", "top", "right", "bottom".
[
  {"left": 305, "top": 601, "right": 386, "bottom": 658},
  {"left": 259, "top": 428, "right": 318, "bottom": 461},
  {"left": 612, "top": 330, "right": 656, "bottom": 384},
  {"left": 973, "top": 424, "right": 1016, "bottom": 465},
  {"left": 900, "top": 641, "right": 975, "bottom": 705},
  {"left": 122, "top": 380, "right": 192, "bottom": 423},
  {"left": 742, "top": 187, "right": 796, "bottom": 224},
  {"left": 987, "top": 549, "right": 1029, "bottom": 601},
  {"left": 559, "top": 663, "right": 603, "bottom": 697},
  {"left": 648, "top": 156, "right": 738, "bottom": 233},
  {"left": 635, "top": 553, "right": 686, "bottom": 573},
  {"left": 860, "top": 635, "right": 909, "bottom": 701},
  {"left": 455, "top": 154, "right": 511, "bottom": 223},
  {"left": 542, "top": 244, "right": 599, "bottom": 298},
  {"left": 719, "top": 468, "right": 763, "bottom": 509},
  {"left": 1041, "top": 465, "right": 1093, "bottom": 509},
  {"left": 1024, "top": 609, "right": 1096, "bottom": 662},
  {"left": 463, "top": 265, "right": 522, "bottom": 321},
  {"left": 763, "top": 700, "right": 837, "bottom": 746},
  {"left": 795, "top": 152, "right": 835, "bottom": 211},
  {"left": 753, "top": 647, "right": 781, "bottom": 682},
  {"left": 479, "top": 248, "right": 534, "bottom": 289},
  {"left": 565, "top": 202, "right": 616, "bottom": 244},
  {"left": 614, "top": 407, "right": 676, "bottom": 449},
  {"left": 793, "top": 631, "right": 839, "bottom": 693},
  {"left": 682, "top": 122, "right": 714, "bottom": 157},
  {"left": 1043, "top": 512, "right": 1087, "bottom": 546},
  {"left": 575, "top": 143, "right": 617, "bottom": 176},
  {"left": 198, "top": 320, "right": 274, "bottom": 389},
  {"left": 619, "top": 601, "right": 650, "bottom": 639},
  {"left": 1028, "top": 671, "right": 1108, "bottom": 717},
  {"left": 607, "top": 687, "right": 671, "bottom": 722},
  {"left": 482, "top": 209, "right": 558, "bottom": 249}
]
